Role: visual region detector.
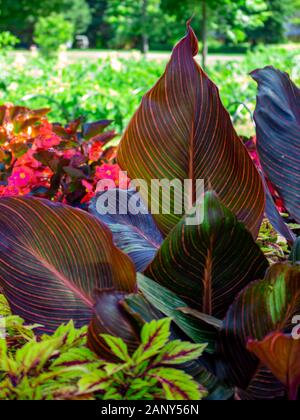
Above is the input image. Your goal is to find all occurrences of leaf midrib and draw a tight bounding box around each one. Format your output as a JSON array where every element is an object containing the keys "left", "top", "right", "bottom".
[
  {"left": 202, "top": 238, "right": 213, "bottom": 315},
  {"left": 28, "top": 246, "right": 94, "bottom": 308}
]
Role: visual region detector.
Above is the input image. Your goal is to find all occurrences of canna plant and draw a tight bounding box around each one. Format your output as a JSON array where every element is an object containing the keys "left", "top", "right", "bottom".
[
  {"left": 117, "top": 25, "right": 265, "bottom": 238},
  {"left": 0, "top": 23, "right": 299, "bottom": 401},
  {"left": 252, "top": 67, "right": 300, "bottom": 225},
  {"left": 247, "top": 333, "right": 300, "bottom": 401},
  {"left": 91, "top": 24, "right": 300, "bottom": 400},
  {"left": 244, "top": 67, "right": 300, "bottom": 243}
]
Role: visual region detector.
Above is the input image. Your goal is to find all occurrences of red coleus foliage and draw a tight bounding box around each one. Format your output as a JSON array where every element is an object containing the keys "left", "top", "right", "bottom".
[{"left": 0, "top": 105, "right": 129, "bottom": 206}]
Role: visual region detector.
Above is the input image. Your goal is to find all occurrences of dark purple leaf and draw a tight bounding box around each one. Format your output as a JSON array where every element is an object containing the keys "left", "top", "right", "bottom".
[
  {"left": 89, "top": 189, "right": 163, "bottom": 271},
  {"left": 252, "top": 66, "right": 300, "bottom": 223}
]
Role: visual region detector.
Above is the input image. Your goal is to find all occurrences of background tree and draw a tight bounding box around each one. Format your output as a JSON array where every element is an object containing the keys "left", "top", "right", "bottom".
[
  {"left": 86, "top": 0, "right": 110, "bottom": 48},
  {"left": 0, "top": 0, "right": 91, "bottom": 45},
  {"left": 0, "top": 0, "right": 298, "bottom": 52},
  {"left": 246, "top": 0, "right": 300, "bottom": 44},
  {"left": 34, "top": 13, "right": 75, "bottom": 57},
  {"left": 56, "top": 0, "right": 91, "bottom": 35},
  {"left": 161, "top": 0, "right": 268, "bottom": 68},
  {"left": 215, "top": 0, "right": 269, "bottom": 44},
  {"left": 104, "top": 0, "right": 179, "bottom": 53},
  {"left": 0, "top": 31, "right": 19, "bottom": 56},
  {"left": 289, "top": 0, "right": 300, "bottom": 41}
]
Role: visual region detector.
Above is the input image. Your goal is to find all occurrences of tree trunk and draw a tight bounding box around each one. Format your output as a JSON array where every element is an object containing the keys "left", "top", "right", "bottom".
[
  {"left": 142, "top": 33, "right": 149, "bottom": 56},
  {"left": 201, "top": 0, "right": 208, "bottom": 70},
  {"left": 141, "top": 0, "right": 149, "bottom": 56}
]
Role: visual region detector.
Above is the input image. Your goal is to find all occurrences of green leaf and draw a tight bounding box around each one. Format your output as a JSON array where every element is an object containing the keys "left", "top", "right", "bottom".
[
  {"left": 101, "top": 335, "right": 130, "bottom": 362},
  {"left": 14, "top": 338, "right": 62, "bottom": 374},
  {"left": 141, "top": 318, "right": 171, "bottom": 348},
  {"left": 132, "top": 318, "right": 171, "bottom": 363},
  {"left": 52, "top": 347, "right": 98, "bottom": 369},
  {"left": 104, "top": 363, "right": 126, "bottom": 376},
  {"left": 156, "top": 340, "right": 206, "bottom": 365},
  {"left": 137, "top": 274, "right": 219, "bottom": 354},
  {"left": 78, "top": 370, "right": 110, "bottom": 393},
  {"left": 103, "top": 387, "right": 123, "bottom": 400},
  {"left": 0, "top": 338, "right": 8, "bottom": 371},
  {"left": 178, "top": 308, "right": 223, "bottom": 331},
  {"left": 0, "top": 295, "right": 10, "bottom": 317},
  {"left": 144, "top": 191, "right": 268, "bottom": 319},
  {"left": 123, "top": 293, "right": 164, "bottom": 327},
  {"left": 45, "top": 321, "right": 87, "bottom": 343},
  {"left": 289, "top": 236, "right": 300, "bottom": 264},
  {"left": 0, "top": 315, "right": 38, "bottom": 344},
  {"left": 149, "top": 367, "right": 207, "bottom": 400},
  {"left": 124, "top": 378, "right": 161, "bottom": 400},
  {"left": 221, "top": 263, "right": 300, "bottom": 392},
  {"left": 193, "top": 365, "right": 234, "bottom": 401}
]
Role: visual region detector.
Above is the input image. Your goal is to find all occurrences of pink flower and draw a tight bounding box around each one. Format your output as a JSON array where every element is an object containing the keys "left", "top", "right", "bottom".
[
  {"left": 8, "top": 166, "right": 37, "bottom": 189},
  {"left": 95, "top": 164, "right": 130, "bottom": 193},
  {"left": 35, "top": 167, "right": 53, "bottom": 184},
  {"left": 34, "top": 134, "right": 61, "bottom": 149},
  {"left": 245, "top": 136, "right": 287, "bottom": 214},
  {"left": 245, "top": 137, "right": 261, "bottom": 169},
  {"left": 95, "top": 164, "right": 117, "bottom": 181},
  {"left": 34, "top": 121, "right": 61, "bottom": 149},
  {"left": 80, "top": 180, "right": 95, "bottom": 204},
  {"left": 60, "top": 149, "right": 79, "bottom": 160},
  {"left": 89, "top": 141, "right": 104, "bottom": 162},
  {"left": 82, "top": 179, "right": 94, "bottom": 192},
  {"left": 0, "top": 185, "right": 21, "bottom": 197},
  {"left": 15, "top": 149, "right": 41, "bottom": 169}
]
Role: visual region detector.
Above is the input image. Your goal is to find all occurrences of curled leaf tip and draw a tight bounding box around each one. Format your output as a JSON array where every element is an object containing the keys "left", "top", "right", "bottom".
[
  {"left": 186, "top": 16, "right": 194, "bottom": 29},
  {"left": 250, "top": 66, "right": 289, "bottom": 84},
  {"left": 185, "top": 22, "right": 198, "bottom": 57}
]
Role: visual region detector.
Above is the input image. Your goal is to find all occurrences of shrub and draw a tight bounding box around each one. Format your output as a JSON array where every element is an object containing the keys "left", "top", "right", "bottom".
[
  {"left": 0, "top": 31, "right": 19, "bottom": 52},
  {"left": 34, "top": 13, "right": 75, "bottom": 57}
]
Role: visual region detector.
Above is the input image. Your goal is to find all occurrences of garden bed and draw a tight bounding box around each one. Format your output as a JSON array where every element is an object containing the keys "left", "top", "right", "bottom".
[{"left": 0, "top": 26, "right": 300, "bottom": 401}]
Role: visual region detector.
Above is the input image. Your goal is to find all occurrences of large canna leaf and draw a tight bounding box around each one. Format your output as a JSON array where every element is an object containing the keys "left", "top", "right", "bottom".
[
  {"left": 252, "top": 67, "right": 300, "bottom": 223},
  {"left": 137, "top": 274, "right": 221, "bottom": 354},
  {"left": 144, "top": 192, "right": 268, "bottom": 319},
  {"left": 89, "top": 189, "right": 163, "bottom": 271},
  {"left": 221, "top": 263, "right": 300, "bottom": 391},
  {"left": 87, "top": 289, "right": 140, "bottom": 361},
  {"left": 0, "top": 197, "right": 136, "bottom": 332},
  {"left": 235, "top": 367, "right": 285, "bottom": 400},
  {"left": 118, "top": 24, "right": 265, "bottom": 238},
  {"left": 247, "top": 333, "right": 300, "bottom": 400},
  {"left": 259, "top": 169, "right": 295, "bottom": 244}
]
